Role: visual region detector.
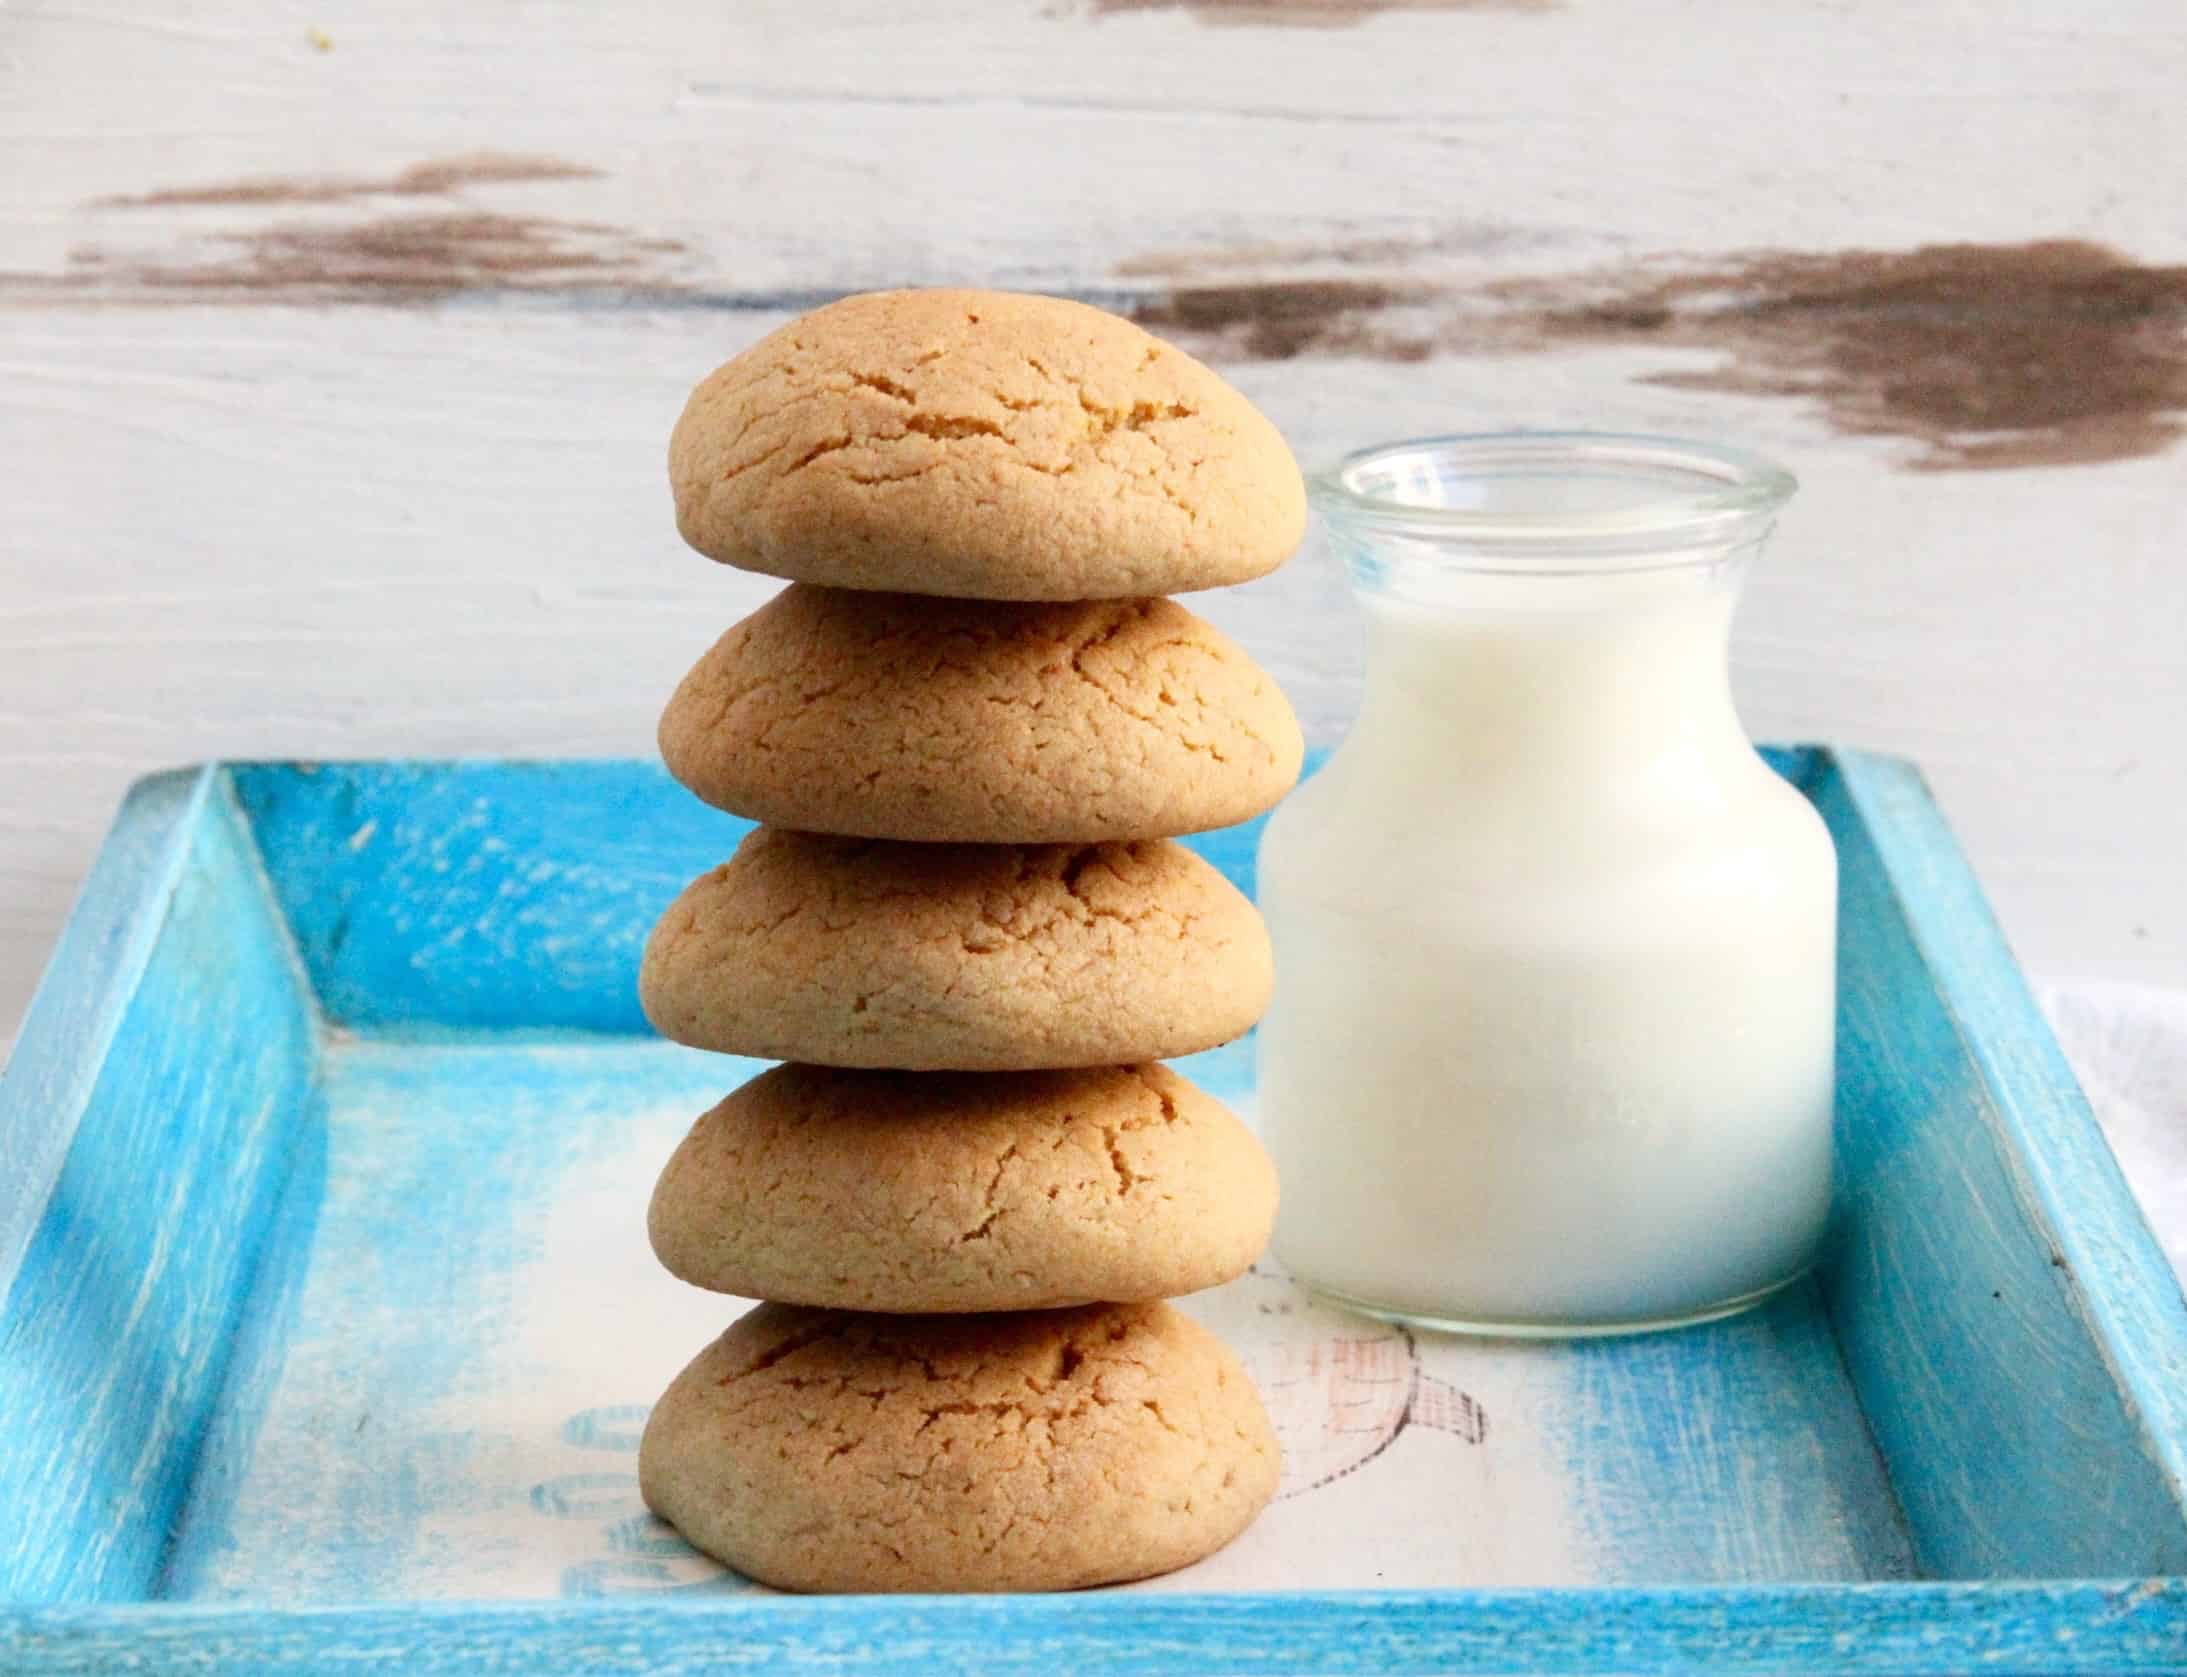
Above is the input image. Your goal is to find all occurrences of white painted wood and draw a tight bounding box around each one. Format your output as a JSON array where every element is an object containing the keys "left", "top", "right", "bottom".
[
  {"left": 3, "top": 0, "right": 2184, "bottom": 1035},
  {"left": 7, "top": 0, "right": 2187, "bottom": 286}
]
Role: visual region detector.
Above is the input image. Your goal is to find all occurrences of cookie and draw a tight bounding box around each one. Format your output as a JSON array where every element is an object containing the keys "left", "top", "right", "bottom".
[
  {"left": 639, "top": 1300, "right": 1279, "bottom": 1592},
  {"left": 657, "top": 586, "right": 1304, "bottom": 842},
  {"left": 668, "top": 289, "right": 1306, "bottom": 601},
  {"left": 647, "top": 1062, "right": 1277, "bottom": 1311},
  {"left": 640, "top": 830, "right": 1270, "bottom": 1070}
]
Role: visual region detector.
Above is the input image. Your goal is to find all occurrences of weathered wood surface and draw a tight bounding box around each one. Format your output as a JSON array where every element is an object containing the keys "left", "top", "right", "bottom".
[
  {"left": 0, "top": 772, "right": 320, "bottom": 1602},
  {"left": 7, "top": 1584, "right": 2187, "bottom": 1677},
  {"left": 4, "top": 0, "right": 2185, "bottom": 1043}
]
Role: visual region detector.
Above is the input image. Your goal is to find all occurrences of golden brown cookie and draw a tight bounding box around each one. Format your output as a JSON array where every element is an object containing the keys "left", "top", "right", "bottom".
[
  {"left": 639, "top": 829, "right": 1271, "bottom": 1070},
  {"left": 657, "top": 586, "right": 1304, "bottom": 842},
  {"left": 639, "top": 1300, "right": 1280, "bottom": 1592},
  {"left": 647, "top": 1063, "right": 1277, "bottom": 1311},
  {"left": 668, "top": 289, "right": 1305, "bottom": 600}
]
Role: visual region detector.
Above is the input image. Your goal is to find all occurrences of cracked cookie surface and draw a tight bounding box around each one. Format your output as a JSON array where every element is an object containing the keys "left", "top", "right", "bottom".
[
  {"left": 640, "top": 829, "right": 1271, "bottom": 1069},
  {"left": 668, "top": 289, "right": 1305, "bottom": 600},
  {"left": 639, "top": 1298, "right": 1280, "bottom": 1592},
  {"left": 658, "top": 585, "right": 1304, "bottom": 842},
  {"left": 648, "top": 1063, "right": 1276, "bottom": 1311}
]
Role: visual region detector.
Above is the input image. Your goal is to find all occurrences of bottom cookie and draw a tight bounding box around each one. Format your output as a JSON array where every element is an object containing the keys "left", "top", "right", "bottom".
[{"left": 640, "top": 1300, "right": 1280, "bottom": 1594}]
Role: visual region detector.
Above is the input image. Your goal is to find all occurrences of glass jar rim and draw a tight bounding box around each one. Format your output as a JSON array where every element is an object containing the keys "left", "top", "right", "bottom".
[{"left": 1310, "top": 431, "right": 1797, "bottom": 567}]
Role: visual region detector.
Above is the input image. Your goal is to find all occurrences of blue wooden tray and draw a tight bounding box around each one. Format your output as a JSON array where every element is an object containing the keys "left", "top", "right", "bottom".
[{"left": 4, "top": 749, "right": 2186, "bottom": 1674}]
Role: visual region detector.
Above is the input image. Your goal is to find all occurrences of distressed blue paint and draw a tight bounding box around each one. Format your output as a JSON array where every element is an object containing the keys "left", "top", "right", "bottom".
[
  {"left": 4, "top": 749, "right": 2187, "bottom": 1671},
  {"left": 156, "top": 1094, "right": 329, "bottom": 1599},
  {"left": 1556, "top": 1278, "right": 1917, "bottom": 1580},
  {"left": 1816, "top": 754, "right": 2187, "bottom": 1578},
  {"left": 95, "top": 1032, "right": 1908, "bottom": 1598},
  {"left": 0, "top": 780, "right": 321, "bottom": 1602},
  {"left": 170, "top": 1035, "right": 745, "bottom": 1601},
  {"left": 0, "top": 770, "right": 209, "bottom": 1306},
  {"left": 227, "top": 758, "right": 1293, "bottom": 1038},
  {"left": 229, "top": 760, "right": 754, "bottom": 1033},
  {"left": 2, "top": 1582, "right": 2186, "bottom": 1674}
]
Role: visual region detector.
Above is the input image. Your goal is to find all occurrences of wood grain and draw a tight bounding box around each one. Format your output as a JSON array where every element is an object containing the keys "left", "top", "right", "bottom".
[
  {"left": 0, "top": 778, "right": 319, "bottom": 1601},
  {"left": 8, "top": 1, "right": 2185, "bottom": 288},
  {"left": 7, "top": 1584, "right": 2187, "bottom": 1675},
  {"left": 1819, "top": 754, "right": 2187, "bottom": 1577},
  {"left": 0, "top": 772, "right": 205, "bottom": 1302}
]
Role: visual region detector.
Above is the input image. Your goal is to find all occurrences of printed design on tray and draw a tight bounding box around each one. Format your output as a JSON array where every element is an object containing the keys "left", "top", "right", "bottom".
[
  {"left": 536, "top": 1269, "right": 1487, "bottom": 1592},
  {"left": 535, "top": 1405, "right": 759, "bottom": 1597},
  {"left": 1189, "top": 1264, "right": 1488, "bottom": 1499}
]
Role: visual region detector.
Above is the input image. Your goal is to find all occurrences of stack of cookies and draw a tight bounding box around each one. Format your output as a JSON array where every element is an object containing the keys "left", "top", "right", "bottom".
[{"left": 633, "top": 290, "right": 1307, "bottom": 1594}]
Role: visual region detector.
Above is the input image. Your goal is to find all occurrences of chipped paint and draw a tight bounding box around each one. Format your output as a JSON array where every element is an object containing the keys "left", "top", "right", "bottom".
[
  {"left": 1115, "top": 227, "right": 1556, "bottom": 277},
  {"left": 1091, "top": 0, "right": 1554, "bottom": 24},
  {"left": 9, "top": 154, "right": 671, "bottom": 304},
  {"left": 91, "top": 153, "right": 601, "bottom": 211},
  {"left": 1128, "top": 239, "right": 2187, "bottom": 469},
  {"left": 1135, "top": 279, "right": 1445, "bottom": 362},
  {"left": 1524, "top": 241, "right": 2187, "bottom": 471},
  {"left": 43, "top": 212, "right": 681, "bottom": 304}
]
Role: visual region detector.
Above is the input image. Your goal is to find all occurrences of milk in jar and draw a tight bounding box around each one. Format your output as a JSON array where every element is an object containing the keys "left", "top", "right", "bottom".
[{"left": 1257, "top": 434, "right": 1835, "bottom": 1335}]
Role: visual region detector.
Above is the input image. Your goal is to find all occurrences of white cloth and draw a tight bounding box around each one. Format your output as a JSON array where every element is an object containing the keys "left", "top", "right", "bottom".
[{"left": 2038, "top": 979, "right": 2187, "bottom": 1288}]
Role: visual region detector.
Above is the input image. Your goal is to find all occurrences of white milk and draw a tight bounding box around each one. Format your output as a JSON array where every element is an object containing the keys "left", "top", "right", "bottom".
[{"left": 1258, "top": 560, "right": 1836, "bottom": 1333}]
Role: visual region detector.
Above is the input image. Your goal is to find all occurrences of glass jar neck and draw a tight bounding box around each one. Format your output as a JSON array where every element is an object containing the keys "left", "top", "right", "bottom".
[
  {"left": 1349, "top": 557, "right": 1753, "bottom": 788},
  {"left": 1312, "top": 433, "right": 1793, "bottom": 797}
]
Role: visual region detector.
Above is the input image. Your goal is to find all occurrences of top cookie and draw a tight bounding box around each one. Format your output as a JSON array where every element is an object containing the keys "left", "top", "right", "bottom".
[{"left": 668, "top": 290, "right": 1306, "bottom": 601}]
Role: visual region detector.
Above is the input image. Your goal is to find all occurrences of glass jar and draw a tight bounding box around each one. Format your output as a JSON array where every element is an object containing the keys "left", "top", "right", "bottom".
[{"left": 1257, "top": 433, "right": 1835, "bottom": 1338}]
